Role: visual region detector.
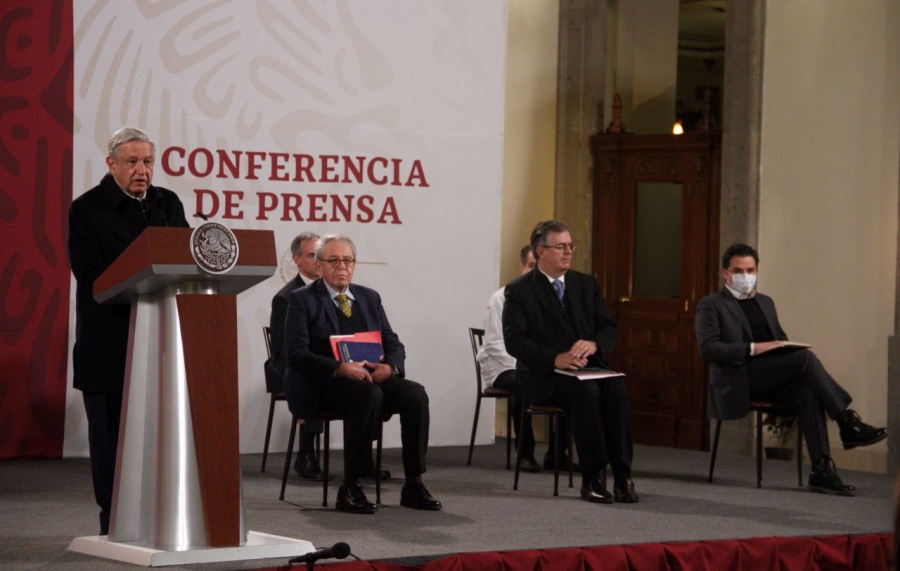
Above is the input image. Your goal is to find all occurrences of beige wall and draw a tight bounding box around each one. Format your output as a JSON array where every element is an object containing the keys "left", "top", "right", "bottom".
[
  {"left": 493, "top": 1, "right": 559, "bottom": 438},
  {"left": 758, "top": 1, "right": 900, "bottom": 472},
  {"left": 500, "top": 0, "right": 559, "bottom": 284},
  {"left": 499, "top": 1, "right": 900, "bottom": 473},
  {"left": 607, "top": 0, "right": 679, "bottom": 134}
]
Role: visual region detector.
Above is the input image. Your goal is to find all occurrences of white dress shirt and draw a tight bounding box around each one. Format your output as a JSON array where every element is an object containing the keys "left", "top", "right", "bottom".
[{"left": 475, "top": 287, "right": 516, "bottom": 389}]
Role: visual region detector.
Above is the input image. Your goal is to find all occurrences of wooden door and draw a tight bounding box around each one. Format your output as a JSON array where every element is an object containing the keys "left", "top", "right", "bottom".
[{"left": 591, "top": 132, "right": 720, "bottom": 450}]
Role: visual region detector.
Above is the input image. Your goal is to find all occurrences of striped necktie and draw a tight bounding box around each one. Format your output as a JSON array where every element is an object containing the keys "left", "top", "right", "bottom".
[{"left": 335, "top": 294, "right": 352, "bottom": 317}]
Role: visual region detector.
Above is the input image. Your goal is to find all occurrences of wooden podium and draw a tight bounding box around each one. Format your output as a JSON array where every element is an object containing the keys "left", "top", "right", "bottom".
[{"left": 69, "top": 227, "right": 313, "bottom": 566}]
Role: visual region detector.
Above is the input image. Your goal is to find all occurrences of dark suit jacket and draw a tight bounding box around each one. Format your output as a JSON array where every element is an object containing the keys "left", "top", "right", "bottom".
[
  {"left": 68, "top": 173, "right": 189, "bottom": 393},
  {"left": 695, "top": 288, "right": 788, "bottom": 420},
  {"left": 265, "top": 274, "right": 308, "bottom": 393},
  {"left": 502, "top": 268, "right": 617, "bottom": 404},
  {"left": 283, "top": 279, "right": 405, "bottom": 419}
]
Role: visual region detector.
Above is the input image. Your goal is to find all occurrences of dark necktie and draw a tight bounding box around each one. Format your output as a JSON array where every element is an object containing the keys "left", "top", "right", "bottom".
[{"left": 552, "top": 279, "right": 564, "bottom": 303}]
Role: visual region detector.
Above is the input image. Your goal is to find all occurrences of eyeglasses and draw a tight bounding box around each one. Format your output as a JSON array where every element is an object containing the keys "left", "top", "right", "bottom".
[
  {"left": 542, "top": 242, "right": 575, "bottom": 252},
  {"left": 321, "top": 257, "right": 356, "bottom": 268}
]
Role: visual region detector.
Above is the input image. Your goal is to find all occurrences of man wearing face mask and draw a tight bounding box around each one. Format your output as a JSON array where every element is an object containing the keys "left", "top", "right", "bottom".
[{"left": 695, "top": 243, "right": 887, "bottom": 496}]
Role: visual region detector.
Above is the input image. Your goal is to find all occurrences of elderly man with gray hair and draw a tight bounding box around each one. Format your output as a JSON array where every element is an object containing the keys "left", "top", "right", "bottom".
[
  {"left": 68, "top": 127, "right": 189, "bottom": 534},
  {"left": 284, "top": 234, "right": 440, "bottom": 514}
]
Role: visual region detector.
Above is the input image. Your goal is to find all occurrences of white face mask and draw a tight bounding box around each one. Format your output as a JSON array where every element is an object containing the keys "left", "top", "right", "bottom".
[{"left": 730, "top": 273, "right": 757, "bottom": 294}]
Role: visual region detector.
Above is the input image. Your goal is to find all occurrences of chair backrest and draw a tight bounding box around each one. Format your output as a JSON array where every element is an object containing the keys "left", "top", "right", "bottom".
[
  {"left": 468, "top": 328, "right": 485, "bottom": 393},
  {"left": 263, "top": 326, "right": 273, "bottom": 359}
]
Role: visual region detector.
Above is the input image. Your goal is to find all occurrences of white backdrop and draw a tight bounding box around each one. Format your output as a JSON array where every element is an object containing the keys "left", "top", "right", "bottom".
[{"left": 64, "top": 1, "right": 507, "bottom": 456}]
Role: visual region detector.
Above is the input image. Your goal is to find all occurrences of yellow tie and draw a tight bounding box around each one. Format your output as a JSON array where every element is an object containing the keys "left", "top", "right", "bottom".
[{"left": 336, "top": 294, "right": 352, "bottom": 317}]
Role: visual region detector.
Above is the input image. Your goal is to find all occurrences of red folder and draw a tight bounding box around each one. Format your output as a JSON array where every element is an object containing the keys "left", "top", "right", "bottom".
[{"left": 329, "top": 331, "right": 383, "bottom": 361}]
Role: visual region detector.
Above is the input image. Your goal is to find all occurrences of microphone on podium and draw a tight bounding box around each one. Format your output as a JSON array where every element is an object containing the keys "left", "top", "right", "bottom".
[{"left": 288, "top": 542, "right": 351, "bottom": 567}]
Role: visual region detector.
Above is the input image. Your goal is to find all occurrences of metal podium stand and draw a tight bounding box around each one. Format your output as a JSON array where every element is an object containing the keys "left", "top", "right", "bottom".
[{"left": 68, "top": 227, "right": 313, "bottom": 566}]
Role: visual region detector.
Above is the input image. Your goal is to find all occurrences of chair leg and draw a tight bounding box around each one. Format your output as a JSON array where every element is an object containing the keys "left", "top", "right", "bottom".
[
  {"left": 796, "top": 423, "right": 804, "bottom": 487},
  {"left": 708, "top": 419, "right": 722, "bottom": 483},
  {"left": 375, "top": 421, "right": 383, "bottom": 505},
  {"left": 505, "top": 397, "right": 513, "bottom": 470},
  {"left": 261, "top": 394, "right": 277, "bottom": 472},
  {"left": 755, "top": 411, "right": 763, "bottom": 488},
  {"left": 467, "top": 394, "right": 482, "bottom": 465},
  {"left": 280, "top": 418, "right": 298, "bottom": 501},
  {"left": 552, "top": 415, "right": 561, "bottom": 497},
  {"left": 566, "top": 425, "right": 574, "bottom": 489},
  {"left": 513, "top": 408, "right": 528, "bottom": 491},
  {"left": 322, "top": 422, "right": 330, "bottom": 508}
]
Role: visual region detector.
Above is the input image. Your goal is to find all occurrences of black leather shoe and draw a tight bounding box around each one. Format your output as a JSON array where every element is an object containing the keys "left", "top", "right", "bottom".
[
  {"left": 580, "top": 477, "right": 614, "bottom": 504},
  {"left": 808, "top": 457, "right": 855, "bottom": 496},
  {"left": 520, "top": 456, "right": 542, "bottom": 473},
  {"left": 400, "top": 480, "right": 442, "bottom": 511},
  {"left": 336, "top": 482, "right": 378, "bottom": 514},
  {"left": 838, "top": 409, "right": 888, "bottom": 450},
  {"left": 362, "top": 462, "right": 391, "bottom": 481},
  {"left": 544, "top": 453, "right": 579, "bottom": 471},
  {"left": 294, "top": 451, "right": 324, "bottom": 481},
  {"left": 613, "top": 478, "right": 640, "bottom": 503}
]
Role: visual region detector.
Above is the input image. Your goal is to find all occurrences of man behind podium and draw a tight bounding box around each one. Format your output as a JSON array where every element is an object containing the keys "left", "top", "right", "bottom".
[
  {"left": 68, "top": 127, "right": 189, "bottom": 534},
  {"left": 284, "top": 235, "right": 441, "bottom": 513},
  {"left": 503, "top": 220, "right": 639, "bottom": 504}
]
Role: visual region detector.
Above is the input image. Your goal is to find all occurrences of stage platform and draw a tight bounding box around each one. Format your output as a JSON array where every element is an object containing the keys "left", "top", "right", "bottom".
[{"left": 0, "top": 441, "right": 893, "bottom": 570}]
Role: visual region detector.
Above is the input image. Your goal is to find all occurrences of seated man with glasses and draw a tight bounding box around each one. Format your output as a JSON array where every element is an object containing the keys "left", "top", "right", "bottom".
[
  {"left": 503, "top": 220, "right": 639, "bottom": 504},
  {"left": 283, "top": 234, "right": 441, "bottom": 514}
]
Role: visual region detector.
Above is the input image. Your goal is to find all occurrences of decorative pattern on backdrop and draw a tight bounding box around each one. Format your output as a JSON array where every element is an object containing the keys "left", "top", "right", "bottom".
[
  {"left": 64, "top": 1, "right": 506, "bottom": 456},
  {"left": 0, "top": 1, "right": 74, "bottom": 458}
]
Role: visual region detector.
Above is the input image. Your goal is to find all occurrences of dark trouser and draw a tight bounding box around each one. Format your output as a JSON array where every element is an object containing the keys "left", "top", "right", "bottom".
[
  {"left": 494, "top": 370, "right": 570, "bottom": 459},
  {"left": 536, "top": 375, "right": 633, "bottom": 482},
  {"left": 492, "top": 370, "right": 536, "bottom": 457},
  {"left": 298, "top": 419, "right": 324, "bottom": 455},
  {"left": 749, "top": 348, "right": 852, "bottom": 463},
  {"left": 317, "top": 376, "right": 429, "bottom": 482},
  {"left": 82, "top": 392, "right": 123, "bottom": 535}
]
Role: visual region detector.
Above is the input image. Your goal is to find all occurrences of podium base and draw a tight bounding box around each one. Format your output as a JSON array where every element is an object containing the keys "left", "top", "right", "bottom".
[{"left": 68, "top": 530, "right": 314, "bottom": 567}]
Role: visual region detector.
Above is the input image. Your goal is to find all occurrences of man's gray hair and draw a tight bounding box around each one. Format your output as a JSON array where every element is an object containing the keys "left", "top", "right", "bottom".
[
  {"left": 315, "top": 234, "right": 357, "bottom": 260},
  {"left": 290, "top": 232, "right": 320, "bottom": 256},
  {"left": 107, "top": 127, "right": 154, "bottom": 159}
]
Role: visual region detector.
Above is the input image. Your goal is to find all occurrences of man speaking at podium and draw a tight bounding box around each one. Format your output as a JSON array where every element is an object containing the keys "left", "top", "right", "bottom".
[
  {"left": 284, "top": 235, "right": 441, "bottom": 514},
  {"left": 68, "top": 127, "right": 189, "bottom": 534}
]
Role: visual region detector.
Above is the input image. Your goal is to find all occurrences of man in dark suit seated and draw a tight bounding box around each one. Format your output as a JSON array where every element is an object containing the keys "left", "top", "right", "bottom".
[
  {"left": 266, "top": 232, "right": 326, "bottom": 480},
  {"left": 477, "top": 245, "right": 575, "bottom": 472},
  {"left": 503, "top": 220, "right": 638, "bottom": 504},
  {"left": 695, "top": 243, "right": 888, "bottom": 496},
  {"left": 283, "top": 234, "right": 441, "bottom": 514}
]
